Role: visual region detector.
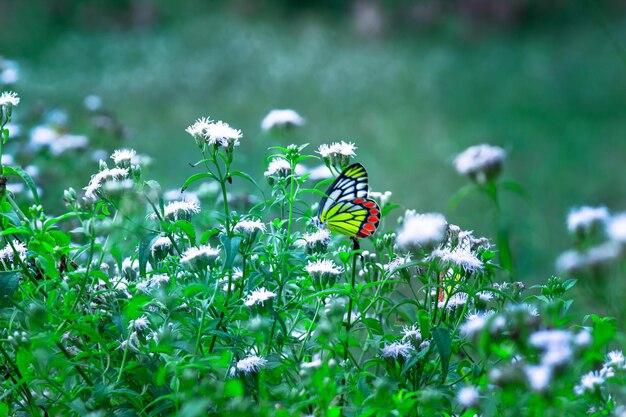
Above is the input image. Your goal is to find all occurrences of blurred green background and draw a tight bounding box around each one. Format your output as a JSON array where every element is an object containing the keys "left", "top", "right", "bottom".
[{"left": 2, "top": 0, "right": 626, "bottom": 283}]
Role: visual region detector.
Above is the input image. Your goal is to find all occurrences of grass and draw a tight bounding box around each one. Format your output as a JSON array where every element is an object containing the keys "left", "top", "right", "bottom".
[{"left": 4, "top": 9, "right": 626, "bottom": 284}]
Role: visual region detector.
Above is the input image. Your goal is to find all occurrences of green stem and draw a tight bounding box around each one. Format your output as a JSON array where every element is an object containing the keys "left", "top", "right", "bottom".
[{"left": 344, "top": 249, "right": 359, "bottom": 364}]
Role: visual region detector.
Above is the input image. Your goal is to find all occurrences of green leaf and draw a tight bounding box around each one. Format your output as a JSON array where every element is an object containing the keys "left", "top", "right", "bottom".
[
  {"left": 224, "top": 379, "right": 243, "bottom": 397},
  {"left": 179, "top": 399, "right": 211, "bottom": 417},
  {"left": 0, "top": 402, "right": 8, "bottom": 417},
  {"left": 181, "top": 172, "right": 217, "bottom": 192},
  {"left": 362, "top": 317, "right": 384, "bottom": 336},
  {"left": 417, "top": 309, "right": 431, "bottom": 339},
  {"left": 0, "top": 270, "right": 20, "bottom": 304},
  {"left": 3, "top": 166, "right": 40, "bottom": 204},
  {"left": 448, "top": 184, "right": 477, "bottom": 211},
  {"left": 432, "top": 327, "right": 452, "bottom": 383},
  {"left": 138, "top": 234, "right": 156, "bottom": 278},
  {"left": 219, "top": 234, "right": 242, "bottom": 270},
  {"left": 174, "top": 220, "right": 196, "bottom": 243},
  {"left": 231, "top": 170, "right": 260, "bottom": 190}
]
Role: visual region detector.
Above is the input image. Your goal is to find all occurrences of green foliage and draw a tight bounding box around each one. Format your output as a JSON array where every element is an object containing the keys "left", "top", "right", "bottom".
[{"left": 1, "top": 94, "right": 626, "bottom": 417}]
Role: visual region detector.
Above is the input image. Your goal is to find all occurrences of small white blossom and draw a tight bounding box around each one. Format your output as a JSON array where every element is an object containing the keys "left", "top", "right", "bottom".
[
  {"left": 608, "top": 213, "right": 626, "bottom": 242},
  {"left": 151, "top": 236, "right": 173, "bottom": 256},
  {"left": 529, "top": 329, "right": 573, "bottom": 367},
  {"left": 0, "top": 91, "right": 19, "bottom": 107},
  {"left": 606, "top": 350, "right": 625, "bottom": 368},
  {"left": 111, "top": 149, "right": 138, "bottom": 166},
  {"left": 233, "top": 219, "right": 266, "bottom": 235},
  {"left": 298, "top": 227, "right": 332, "bottom": 253},
  {"left": 384, "top": 254, "right": 412, "bottom": 276},
  {"left": 84, "top": 167, "right": 129, "bottom": 199},
  {"left": 317, "top": 141, "right": 357, "bottom": 165},
  {"left": 132, "top": 316, "right": 150, "bottom": 331},
  {"left": 586, "top": 241, "right": 622, "bottom": 266},
  {"left": 453, "top": 144, "right": 506, "bottom": 184},
  {"left": 304, "top": 259, "right": 343, "bottom": 277},
  {"left": 264, "top": 158, "right": 291, "bottom": 178},
  {"left": 370, "top": 191, "right": 393, "bottom": 207},
  {"left": 397, "top": 211, "right": 447, "bottom": 250},
  {"left": 186, "top": 117, "right": 242, "bottom": 148},
  {"left": 0, "top": 60, "right": 18, "bottom": 84},
  {"left": 401, "top": 324, "right": 422, "bottom": 343},
  {"left": 439, "top": 292, "right": 469, "bottom": 310},
  {"left": 574, "top": 329, "right": 592, "bottom": 347},
  {"left": 261, "top": 109, "right": 305, "bottom": 131},
  {"left": 381, "top": 342, "right": 413, "bottom": 360},
  {"left": 151, "top": 199, "right": 201, "bottom": 221},
  {"left": 84, "top": 95, "right": 103, "bottom": 111},
  {"left": 429, "top": 247, "right": 483, "bottom": 273},
  {"left": 244, "top": 287, "right": 277, "bottom": 307},
  {"left": 555, "top": 250, "right": 586, "bottom": 274},
  {"left": 180, "top": 245, "right": 220, "bottom": 265},
  {"left": 50, "top": 134, "right": 89, "bottom": 155},
  {"left": 457, "top": 386, "right": 479, "bottom": 408},
  {"left": 235, "top": 355, "right": 267, "bottom": 375},
  {"left": 574, "top": 370, "right": 606, "bottom": 395},
  {"left": 567, "top": 206, "right": 609, "bottom": 235},
  {"left": 460, "top": 311, "right": 492, "bottom": 338},
  {"left": 301, "top": 354, "right": 323, "bottom": 370},
  {"left": 524, "top": 364, "right": 552, "bottom": 392}
]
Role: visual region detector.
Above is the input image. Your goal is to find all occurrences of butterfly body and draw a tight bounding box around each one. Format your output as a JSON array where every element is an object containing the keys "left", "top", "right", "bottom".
[{"left": 317, "top": 163, "right": 381, "bottom": 239}]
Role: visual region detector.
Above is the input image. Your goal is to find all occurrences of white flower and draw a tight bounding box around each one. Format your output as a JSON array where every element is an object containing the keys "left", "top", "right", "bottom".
[
  {"left": 305, "top": 165, "right": 333, "bottom": 180},
  {"left": 301, "top": 354, "right": 323, "bottom": 369},
  {"left": 429, "top": 247, "right": 483, "bottom": 273},
  {"left": 586, "top": 241, "right": 622, "bottom": 266},
  {"left": 151, "top": 236, "right": 173, "bottom": 256},
  {"left": 264, "top": 158, "right": 291, "bottom": 178},
  {"left": 0, "top": 91, "right": 19, "bottom": 107},
  {"left": 132, "top": 316, "right": 150, "bottom": 331},
  {"left": 384, "top": 254, "right": 412, "bottom": 276},
  {"left": 439, "top": 292, "right": 469, "bottom": 310},
  {"left": 608, "top": 213, "right": 626, "bottom": 242},
  {"left": 457, "top": 386, "right": 479, "bottom": 408},
  {"left": 244, "top": 287, "right": 277, "bottom": 307},
  {"left": 381, "top": 342, "right": 413, "bottom": 360},
  {"left": 574, "top": 329, "right": 592, "bottom": 347},
  {"left": 186, "top": 117, "right": 242, "bottom": 147},
  {"left": 84, "top": 167, "right": 129, "bottom": 199},
  {"left": 574, "top": 370, "right": 606, "bottom": 395},
  {"left": 111, "top": 149, "right": 138, "bottom": 166},
  {"left": 0, "top": 240, "right": 27, "bottom": 267},
  {"left": 298, "top": 227, "right": 332, "bottom": 253},
  {"left": 49, "top": 134, "right": 89, "bottom": 155},
  {"left": 524, "top": 364, "right": 552, "bottom": 392},
  {"left": 29, "top": 126, "right": 58, "bottom": 148},
  {"left": 233, "top": 219, "right": 266, "bottom": 235},
  {"left": 460, "top": 311, "right": 491, "bottom": 338},
  {"left": 304, "top": 259, "right": 343, "bottom": 276},
  {"left": 453, "top": 144, "right": 506, "bottom": 183},
  {"left": 567, "top": 206, "right": 609, "bottom": 235},
  {"left": 84, "top": 95, "right": 103, "bottom": 111},
  {"left": 180, "top": 245, "right": 220, "bottom": 265},
  {"left": 555, "top": 250, "right": 586, "bottom": 274},
  {"left": 152, "top": 199, "right": 201, "bottom": 221},
  {"left": 317, "top": 141, "right": 357, "bottom": 165},
  {"left": 370, "top": 191, "right": 392, "bottom": 207},
  {"left": 397, "top": 211, "right": 447, "bottom": 250},
  {"left": 235, "top": 355, "right": 267, "bottom": 375},
  {"left": 529, "top": 329, "right": 573, "bottom": 367},
  {"left": 401, "top": 324, "right": 422, "bottom": 343},
  {"left": 135, "top": 274, "right": 170, "bottom": 293},
  {"left": 606, "top": 350, "right": 625, "bottom": 368},
  {"left": 261, "top": 109, "right": 305, "bottom": 131},
  {"left": 0, "top": 61, "right": 18, "bottom": 84}
]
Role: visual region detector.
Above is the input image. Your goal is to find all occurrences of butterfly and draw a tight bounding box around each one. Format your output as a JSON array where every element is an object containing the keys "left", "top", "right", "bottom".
[{"left": 317, "top": 163, "right": 381, "bottom": 242}]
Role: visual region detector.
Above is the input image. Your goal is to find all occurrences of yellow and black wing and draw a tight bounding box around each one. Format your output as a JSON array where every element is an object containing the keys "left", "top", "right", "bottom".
[{"left": 317, "top": 163, "right": 380, "bottom": 239}]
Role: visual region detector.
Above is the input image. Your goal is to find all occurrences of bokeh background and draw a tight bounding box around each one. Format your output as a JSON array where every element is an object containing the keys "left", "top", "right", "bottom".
[{"left": 2, "top": 0, "right": 626, "bottom": 286}]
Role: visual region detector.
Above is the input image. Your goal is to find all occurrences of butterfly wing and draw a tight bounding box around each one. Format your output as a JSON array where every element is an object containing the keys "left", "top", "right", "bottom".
[
  {"left": 317, "top": 163, "right": 368, "bottom": 221},
  {"left": 318, "top": 163, "right": 380, "bottom": 239}
]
